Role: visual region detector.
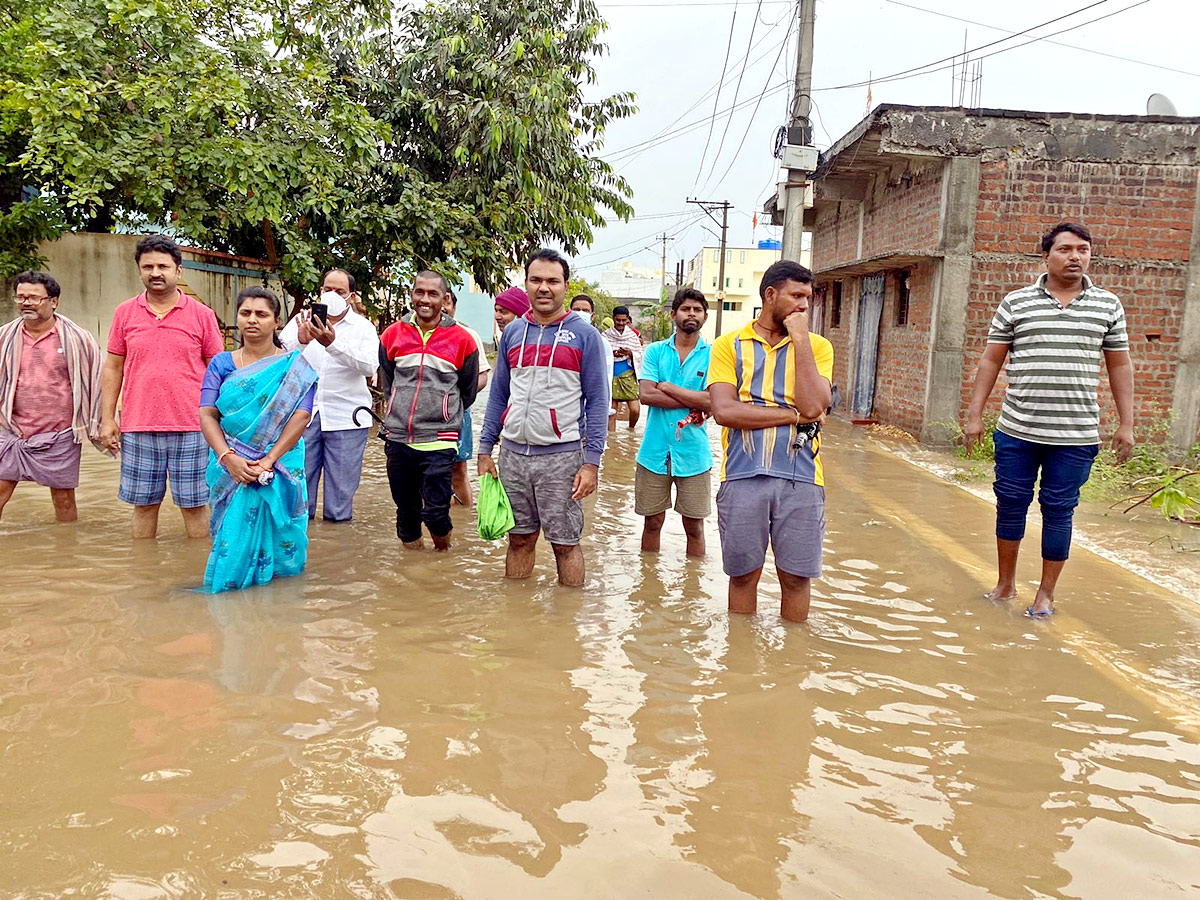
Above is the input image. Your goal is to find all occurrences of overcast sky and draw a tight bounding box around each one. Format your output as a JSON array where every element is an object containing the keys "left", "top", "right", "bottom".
[{"left": 573, "top": 0, "right": 1200, "bottom": 278}]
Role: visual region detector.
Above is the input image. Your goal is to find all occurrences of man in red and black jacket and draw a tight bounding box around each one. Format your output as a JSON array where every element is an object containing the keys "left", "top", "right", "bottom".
[{"left": 378, "top": 271, "right": 480, "bottom": 550}]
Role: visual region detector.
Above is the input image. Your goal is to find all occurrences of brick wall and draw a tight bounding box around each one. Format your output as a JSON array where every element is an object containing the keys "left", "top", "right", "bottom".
[
  {"left": 812, "top": 164, "right": 943, "bottom": 270},
  {"left": 811, "top": 203, "right": 864, "bottom": 270},
  {"left": 963, "top": 157, "right": 1197, "bottom": 439},
  {"left": 872, "top": 264, "right": 936, "bottom": 434}
]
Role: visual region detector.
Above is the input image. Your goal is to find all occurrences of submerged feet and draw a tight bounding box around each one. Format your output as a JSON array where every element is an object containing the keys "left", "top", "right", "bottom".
[
  {"left": 984, "top": 583, "right": 1055, "bottom": 618},
  {"left": 1025, "top": 589, "right": 1055, "bottom": 619}
]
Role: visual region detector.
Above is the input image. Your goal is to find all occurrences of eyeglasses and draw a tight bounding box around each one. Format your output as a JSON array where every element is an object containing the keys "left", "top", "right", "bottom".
[{"left": 13, "top": 295, "right": 51, "bottom": 304}]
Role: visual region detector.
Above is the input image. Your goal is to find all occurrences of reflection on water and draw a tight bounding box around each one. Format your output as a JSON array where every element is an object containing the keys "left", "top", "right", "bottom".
[{"left": 1, "top": 422, "right": 1199, "bottom": 898}]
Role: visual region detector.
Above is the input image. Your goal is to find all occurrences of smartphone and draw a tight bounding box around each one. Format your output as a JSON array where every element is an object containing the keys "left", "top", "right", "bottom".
[{"left": 311, "top": 302, "right": 328, "bottom": 328}]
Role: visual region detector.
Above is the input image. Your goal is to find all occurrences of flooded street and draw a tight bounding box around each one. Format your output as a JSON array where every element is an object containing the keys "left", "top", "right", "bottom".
[{"left": 2, "top": 420, "right": 1198, "bottom": 899}]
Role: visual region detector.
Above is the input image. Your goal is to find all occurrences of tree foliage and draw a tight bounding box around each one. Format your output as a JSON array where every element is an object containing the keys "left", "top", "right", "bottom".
[{"left": 0, "top": 0, "right": 634, "bottom": 301}]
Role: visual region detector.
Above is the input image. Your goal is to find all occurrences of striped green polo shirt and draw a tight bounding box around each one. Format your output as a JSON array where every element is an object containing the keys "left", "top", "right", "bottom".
[{"left": 987, "top": 273, "right": 1128, "bottom": 446}]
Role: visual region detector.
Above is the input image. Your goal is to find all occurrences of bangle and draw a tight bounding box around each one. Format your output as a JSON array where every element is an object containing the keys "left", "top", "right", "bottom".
[
  {"left": 218, "top": 448, "right": 236, "bottom": 466},
  {"left": 793, "top": 409, "right": 802, "bottom": 426}
]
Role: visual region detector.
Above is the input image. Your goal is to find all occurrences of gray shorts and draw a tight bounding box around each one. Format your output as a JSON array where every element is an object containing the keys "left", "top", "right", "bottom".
[
  {"left": 634, "top": 463, "right": 712, "bottom": 519},
  {"left": 499, "top": 445, "right": 585, "bottom": 545},
  {"left": 716, "top": 476, "right": 825, "bottom": 578}
]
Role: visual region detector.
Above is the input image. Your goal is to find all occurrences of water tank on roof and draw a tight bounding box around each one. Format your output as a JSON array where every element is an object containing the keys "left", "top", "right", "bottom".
[{"left": 757, "top": 239, "right": 782, "bottom": 250}]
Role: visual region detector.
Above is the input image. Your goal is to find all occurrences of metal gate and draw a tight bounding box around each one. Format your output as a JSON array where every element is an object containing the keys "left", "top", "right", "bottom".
[{"left": 851, "top": 273, "right": 885, "bottom": 417}]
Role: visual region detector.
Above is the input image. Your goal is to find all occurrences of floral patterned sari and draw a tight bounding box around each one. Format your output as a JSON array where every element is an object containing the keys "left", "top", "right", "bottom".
[{"left": 204, "top": 351, "right": 318, "bottom": 592}]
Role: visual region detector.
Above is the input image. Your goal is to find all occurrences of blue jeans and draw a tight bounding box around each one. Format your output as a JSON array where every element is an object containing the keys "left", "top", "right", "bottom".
[{"left": 993, "top": 430, "right": 1098, "bottom": 562}]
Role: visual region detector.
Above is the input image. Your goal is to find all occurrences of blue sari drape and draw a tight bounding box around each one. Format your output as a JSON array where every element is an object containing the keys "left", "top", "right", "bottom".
[{"left": 204, "top": 351, "right": 319, "bottom": 592}]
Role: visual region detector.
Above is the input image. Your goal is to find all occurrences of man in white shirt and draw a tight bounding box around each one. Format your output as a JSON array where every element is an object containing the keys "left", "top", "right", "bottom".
[
  {"left": 442, "top": 291, "right": 491, "bottom": 506},
  {"left": 280, "top": 268, "right": 379, "bottom": 521},
  {"left": 570, "top": 294, "right": 613, "bottom": 408}
]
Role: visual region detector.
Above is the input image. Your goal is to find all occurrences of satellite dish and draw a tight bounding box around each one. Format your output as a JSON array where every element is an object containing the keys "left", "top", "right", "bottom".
[{"left": 1147, "top": 93, "right": 1179, "bottom": 116}]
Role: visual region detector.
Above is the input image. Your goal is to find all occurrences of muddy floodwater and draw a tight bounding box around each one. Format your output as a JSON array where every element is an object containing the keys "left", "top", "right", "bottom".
[{"left": 2, "top": 421, "right": 1198, "bottom": 899}]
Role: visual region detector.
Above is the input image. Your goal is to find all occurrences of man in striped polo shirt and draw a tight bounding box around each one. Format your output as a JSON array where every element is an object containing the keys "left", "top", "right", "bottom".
[{"left": 966, "top": 223, "right": 1134, "bottom": 619}]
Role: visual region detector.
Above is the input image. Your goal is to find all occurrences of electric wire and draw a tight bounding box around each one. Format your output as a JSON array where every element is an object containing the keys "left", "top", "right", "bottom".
[
  {"left": 694, "top": 7, "right": 740, "bottom": 185},
  {"left": 615, "top": 20, "right": 794, "bottom": 172},
  {"left": 603, "top": 0, "right": 1150, "bottom": 163},
  {"left": 699, "top": 0, "right": 764, "bottom": 193},
  {"left": 882, "top": 0, "right": 1199, "bottom": 79},
  {"left": 811, "top": 0, "right": 1116, "bottom": 93},
  {"left": 706, "top": 1, "right": 796, "bottom": 194}
]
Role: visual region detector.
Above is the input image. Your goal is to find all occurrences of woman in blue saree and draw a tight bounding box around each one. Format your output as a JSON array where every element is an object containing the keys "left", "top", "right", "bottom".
[{"left": 199, "top": 288, "right": 319, "bottom": 592}]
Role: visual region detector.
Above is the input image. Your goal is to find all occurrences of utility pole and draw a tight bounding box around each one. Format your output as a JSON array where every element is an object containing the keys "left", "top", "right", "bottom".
[
  {"left": 687, "top": 198, "right": 732, "bottom": 336},
  {"left": 659, "top": 233, "right": 668, "bottom": 303},
  {"left": 781, "top": 0, "right": 817, "bottom": 263}
]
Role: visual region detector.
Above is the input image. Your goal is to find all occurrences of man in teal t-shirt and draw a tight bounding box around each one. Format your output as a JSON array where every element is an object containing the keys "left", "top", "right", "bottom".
[{"left": 634, "top": 289, "right": 713, "bottom": 557}]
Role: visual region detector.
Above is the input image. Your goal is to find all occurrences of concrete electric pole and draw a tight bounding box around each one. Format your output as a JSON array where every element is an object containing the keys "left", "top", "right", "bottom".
[
  {"left": 780, "top": 0, "right": 817, "bottom": 263},
  {"left": 659, "top": 233, "right": 668, "bottom": 303},
  {"left": 687, "top": 198, "right": 732, "bottom": 336}
]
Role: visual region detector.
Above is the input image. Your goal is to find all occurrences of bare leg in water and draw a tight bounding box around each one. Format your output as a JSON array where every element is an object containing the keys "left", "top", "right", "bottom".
[
  {"left": 506, "top": 532, "right": 538, "bottom": 579},
  {"left": 984, "top": 538, "right": 1021, "bottom": 601}
]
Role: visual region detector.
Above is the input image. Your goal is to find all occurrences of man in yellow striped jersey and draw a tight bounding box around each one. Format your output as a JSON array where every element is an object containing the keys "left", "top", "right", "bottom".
[{"left": 707, "top": 260, "right": 834, "bottom": 623}]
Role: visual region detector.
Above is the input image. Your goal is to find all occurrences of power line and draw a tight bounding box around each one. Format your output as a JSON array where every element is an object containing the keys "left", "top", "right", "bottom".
[
  {"left": 606, "top": 81, "right": 790, "bottom": 162},
  {"left": 605, "top": 2, "right": 1120, "bottom": 163},
  {"left": 602, "top": 0, "right": 1157, "bottom": 257},
  {"left": 707, "top": 1, "right": 795, "bottom": 194},
  {"left": 694, "top": 7, "right": 740, "bottom": 185},
  {"left": 615, "top": 18, "right": 794, "bottom": 172},
  {"left": 882, "top": 0, "right": 1200, "bottom": 79},
  {"left": 577, "top": 214, "right": 707, "bottom": 270},
  {"left": 811, "top": 0, "right": 1123, "bottom": 94},
  {"left": 827, "top": 0, "right": 1152, "bottom": 94},
  {"left": 602, "top": 211, "right": 693, "bottom": 222},
  {"left": 699, "top": 0, "right": 764, "bottom": 193}
]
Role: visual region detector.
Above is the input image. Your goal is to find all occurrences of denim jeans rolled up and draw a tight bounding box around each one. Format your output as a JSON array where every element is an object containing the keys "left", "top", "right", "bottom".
[{"left": 992, "top": 430, "right": 1098, "bottom": 562}]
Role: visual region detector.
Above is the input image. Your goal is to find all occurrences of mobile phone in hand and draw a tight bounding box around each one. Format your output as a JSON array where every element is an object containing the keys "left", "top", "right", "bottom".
[{"left": 311, "top": 303, "right": 328, "bottom": 327}]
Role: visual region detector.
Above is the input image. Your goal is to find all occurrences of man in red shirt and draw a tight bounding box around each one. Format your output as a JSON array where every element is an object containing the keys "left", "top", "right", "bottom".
[
  {"left": 0, "top": 272, "right": 105, "bottom": 522},
  {"left": 100, "top": 235, "right": 224, "bottom": 538}
]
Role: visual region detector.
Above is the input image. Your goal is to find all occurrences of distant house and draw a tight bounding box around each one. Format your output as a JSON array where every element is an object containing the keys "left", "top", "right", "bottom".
[
  {"left": 686, "top": 242, "right": 800, "bottom": 342},
  {"left": 793, "top": 104, "right": 1200, "bottom": 450}
]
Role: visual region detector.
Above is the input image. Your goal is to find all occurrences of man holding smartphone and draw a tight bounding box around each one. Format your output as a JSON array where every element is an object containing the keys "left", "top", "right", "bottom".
[{"left": 280, "top": 268, "right": 378, "bottom": 522}]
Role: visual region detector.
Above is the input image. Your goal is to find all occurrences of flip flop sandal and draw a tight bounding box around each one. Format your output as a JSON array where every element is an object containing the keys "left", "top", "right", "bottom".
[{"left": 1024, "top": 605, "right": 1054, "bottom": 620}]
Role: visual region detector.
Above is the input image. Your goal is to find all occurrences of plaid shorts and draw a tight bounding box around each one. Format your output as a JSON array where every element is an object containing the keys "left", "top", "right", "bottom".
[{"left": 118, "top": 431, "right": 210, "bottom": 508}]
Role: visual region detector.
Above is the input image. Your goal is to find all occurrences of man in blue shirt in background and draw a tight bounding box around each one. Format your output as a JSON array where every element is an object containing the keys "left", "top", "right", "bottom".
[{"left": 635, "top": 288, "right": 712, "bottom": 557}]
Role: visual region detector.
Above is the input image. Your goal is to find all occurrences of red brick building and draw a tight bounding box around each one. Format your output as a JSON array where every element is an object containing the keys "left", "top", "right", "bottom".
[{"left": 801, "top": 105, "right": 1200, "bottom": 450}]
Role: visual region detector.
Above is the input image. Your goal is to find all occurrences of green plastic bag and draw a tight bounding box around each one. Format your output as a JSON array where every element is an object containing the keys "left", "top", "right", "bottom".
[{"left": 476, "top": 472, "right": 516, "bottom": 540}]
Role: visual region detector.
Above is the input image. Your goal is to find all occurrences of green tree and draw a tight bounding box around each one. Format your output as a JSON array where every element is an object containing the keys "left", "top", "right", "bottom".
[
  {"left": 333, "top": 0, "right": 635, "bottom": 314},
  {"left": 1, "top": 0, "right": 386, "bottom": 292},
  {"left": 1, "top": 0, "right": 634, "bottom": 307}
]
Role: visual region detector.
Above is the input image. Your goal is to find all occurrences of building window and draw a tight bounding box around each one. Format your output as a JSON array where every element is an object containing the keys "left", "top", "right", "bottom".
[
  {"left": 831, "top": 281, "right": 843, "bottom": 328},
  {"left": 737, "top": 277, "right": 743, "bottom": 288},
  {"left": 739, "top": 251, "right": 746, "bottom": 264},
  {"left": 711, "top": 276, "right": 717, "bottom": 287},
  {"left": 713, "top": 249, "right": 719, "bottom": 263},
  {"left": 725, "top": 277, "right": 730, "bottom": 288},
  {"left": 753, "top": 306, "right": 761, "bottom": 319},
  {"left": 726, "top": 250, "right": 731, "bottom": 263},
  {"left": 895, "top": 270, "right": 910, "bottom": 326},
  {"left": 722, "top": 300, "right": 743, "bottom": 312}
]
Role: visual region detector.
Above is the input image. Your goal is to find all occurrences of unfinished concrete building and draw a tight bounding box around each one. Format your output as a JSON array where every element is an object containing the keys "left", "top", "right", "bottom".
[{"left": 797, "top": 104, "right": 1200, "bottom": 450}]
